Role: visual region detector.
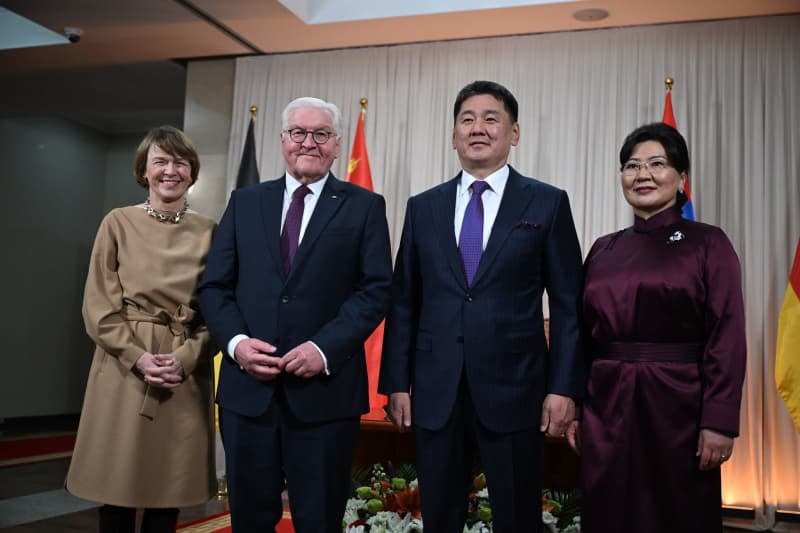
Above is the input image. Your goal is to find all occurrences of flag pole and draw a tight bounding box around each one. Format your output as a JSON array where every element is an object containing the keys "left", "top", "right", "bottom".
[
  {"left": 249, "top": 104, "right": 258, "bottom": 119},
  {"left": 359, "top": 98, "right": 368, "bottom": 123},
  {"left": 664, "top": 76, "right": 674, "bottom": 91}
]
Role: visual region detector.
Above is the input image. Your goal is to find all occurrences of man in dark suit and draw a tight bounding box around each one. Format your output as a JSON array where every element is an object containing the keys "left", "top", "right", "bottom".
[
  {"left": 379, "top": 81, "right": 585, "bottom": 533},
  {"left": 197, "top": 97, "right": 392, "bottom": 533}
]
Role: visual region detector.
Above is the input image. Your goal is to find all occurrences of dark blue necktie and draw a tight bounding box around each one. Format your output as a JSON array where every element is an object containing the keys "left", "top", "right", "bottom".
[
  {"left": 459, "top": 180, "right": 490, "bottom": 286},
  {"left": 280, "top": 185, "right": 311, "bottom": 274}
]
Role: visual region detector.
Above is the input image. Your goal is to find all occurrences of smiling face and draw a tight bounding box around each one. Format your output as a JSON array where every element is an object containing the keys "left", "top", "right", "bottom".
[
  {"left": 621, "top": 140, "right": 687, "bottom": 219},
  {"left": 452, "top": 94, "right": 520, "bottom": 179},
  {"left": 280, "top": 106, "right": 341, "bottom": 184},
  {"left": 144, "top": 143, "right": 192, "bottom": 210}
]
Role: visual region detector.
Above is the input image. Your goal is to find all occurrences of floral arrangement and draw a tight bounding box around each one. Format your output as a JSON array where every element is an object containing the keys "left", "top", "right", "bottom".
[{"left": 343, "top": 463, "right": 580, "bottom": 533}]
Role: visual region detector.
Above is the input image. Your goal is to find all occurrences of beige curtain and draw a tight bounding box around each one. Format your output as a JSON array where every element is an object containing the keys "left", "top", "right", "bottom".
[{"left": 226, "top": 14, "right": 800, "bottom": 528}]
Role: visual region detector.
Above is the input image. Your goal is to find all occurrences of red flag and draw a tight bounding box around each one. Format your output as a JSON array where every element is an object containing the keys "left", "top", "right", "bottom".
[
  {"left": 346, "top": 102, "right": 387, "bottom": 412},
  {"left": 662, "top": 90, "right": 677, "bottom": 129},
  {"left": 662, "top": 84, "right": 694, "bottom": 220},
  {"left": 346, "top": 106, "right": 374, "bottom": 189}
]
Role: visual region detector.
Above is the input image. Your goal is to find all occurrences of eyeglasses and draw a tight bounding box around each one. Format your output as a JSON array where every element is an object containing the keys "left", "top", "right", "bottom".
[
  {"left": 283, "top": 128, "right": 335, "bottom": 144},
  {"left": 621, "top": 157, "right": 670, "bottom": 176}
]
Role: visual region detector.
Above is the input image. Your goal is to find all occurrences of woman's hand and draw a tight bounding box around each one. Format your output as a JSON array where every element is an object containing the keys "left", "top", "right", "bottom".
[
  {"left": 697, "top": 428, "right": 734, "bottom": 470},
  {"left": 135, "top": 352, "right": 184, "bottom": 389}
]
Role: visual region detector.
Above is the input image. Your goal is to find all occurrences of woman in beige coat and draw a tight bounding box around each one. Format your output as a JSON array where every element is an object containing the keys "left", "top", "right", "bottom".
[{"left": 66, "top": 126, "right": 217, "bottom": 532}]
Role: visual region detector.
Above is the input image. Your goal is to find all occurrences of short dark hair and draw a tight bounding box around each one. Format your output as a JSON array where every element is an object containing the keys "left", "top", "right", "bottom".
[
  {"left": 134, "top": 125, "right": 200, "bottom": 188},
  {"left": 619, "top": 122, "right": 690, "bottom": 206},
  {"left": 453, "top": 80, "right": 519, "bottom": 124}
]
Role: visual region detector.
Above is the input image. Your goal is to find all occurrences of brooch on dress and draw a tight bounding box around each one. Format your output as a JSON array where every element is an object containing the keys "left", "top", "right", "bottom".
[{"left": 667, "top": 230, "right": 685, "bottom": 244}]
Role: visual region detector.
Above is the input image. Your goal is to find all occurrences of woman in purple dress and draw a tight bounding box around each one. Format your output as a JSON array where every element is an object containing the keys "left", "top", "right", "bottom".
[{"left": 569, "top": 123, "right": 746, "bottom": 533}]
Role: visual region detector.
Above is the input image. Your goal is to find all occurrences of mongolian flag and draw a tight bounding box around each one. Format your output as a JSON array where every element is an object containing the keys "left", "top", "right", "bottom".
[
  {"left": 776, "top": 239, "right": 800, "bottom": 432},
  {"left": 661, "top": 84, "right": 695, "bottom": 220},
  {"left": 346, "top": 99, "right": 386, "bottom": 411}
]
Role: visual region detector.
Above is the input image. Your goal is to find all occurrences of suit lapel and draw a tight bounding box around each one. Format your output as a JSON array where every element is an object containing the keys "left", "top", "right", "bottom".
[
  {"left": 471, "top": 168, "right": 534, "bottom": 286},
  {"left": 260, "top": 178, "right": 286, "bottom": 279},
  {"left": 288, "top": 174, "right": 346, "bottom": 281},
  {"left": 431, "top": 174, "right": 468, "bottom": 290}
]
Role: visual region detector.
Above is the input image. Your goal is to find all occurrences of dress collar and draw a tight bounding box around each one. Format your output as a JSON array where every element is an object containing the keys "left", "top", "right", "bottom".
[{"left": 633, "top": 206, "right": 683, "bottom": 233}]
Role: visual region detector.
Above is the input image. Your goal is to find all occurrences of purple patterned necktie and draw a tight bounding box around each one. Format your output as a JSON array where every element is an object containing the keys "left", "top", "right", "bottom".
[
  {"left": 280, "top": 184, "right": 311, "bottom": 274},
  {"left": 459, "top": 180, "right": 490, "bottom": 286}
]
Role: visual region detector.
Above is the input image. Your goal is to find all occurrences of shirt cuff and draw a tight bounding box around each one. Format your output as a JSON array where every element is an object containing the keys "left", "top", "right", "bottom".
[
  {"left": 308, "top": 340, "right": 330, "bottom": 375},
  {"left": 227, "top": 334, "right": 249, "bottom": 363}
]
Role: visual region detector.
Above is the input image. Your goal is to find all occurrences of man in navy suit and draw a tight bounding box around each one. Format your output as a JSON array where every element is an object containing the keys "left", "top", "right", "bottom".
[
  {"left": 379, "top": 81, "right": 585, "bottom": 533},
  {"left": 197, "top": 97, "right": 392, "bottom": 533}
]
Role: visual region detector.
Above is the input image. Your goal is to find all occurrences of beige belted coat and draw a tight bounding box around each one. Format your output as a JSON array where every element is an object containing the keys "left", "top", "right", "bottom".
[{"left": 66, "top": 206, "right": 217, "bottom": 508}]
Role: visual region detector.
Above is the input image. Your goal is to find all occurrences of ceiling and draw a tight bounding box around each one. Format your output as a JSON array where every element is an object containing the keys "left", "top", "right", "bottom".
[{"left": 1, "top": 0, "right": 797, "bottom": 133}]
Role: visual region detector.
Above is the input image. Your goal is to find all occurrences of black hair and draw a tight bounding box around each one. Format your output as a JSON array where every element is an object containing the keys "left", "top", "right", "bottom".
[
  {"left": 453, "top": 81, "right": 519, "bottom": 124},
  {"left": 619, "top": 122, "right": 690, "bottom": 206}
]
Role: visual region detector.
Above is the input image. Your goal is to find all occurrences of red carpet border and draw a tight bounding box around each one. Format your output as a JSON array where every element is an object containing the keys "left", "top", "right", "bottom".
[
  {"left": 177, "top": 511, "right": 294, "bottom": 532},
  {"left": 0, "top": 433, "right": 76, "bottom": 467}
]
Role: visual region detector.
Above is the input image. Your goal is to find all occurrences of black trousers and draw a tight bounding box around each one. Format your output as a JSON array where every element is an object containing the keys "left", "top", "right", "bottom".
[
  {"left": 413, "top": 377, "right": 543, "bottom": 533},
  {"left": 98, "top": 505, "right": 178, "bottom": 533},
  {"left": 220, "top": 394, "right": 360, "bottom": 533}
]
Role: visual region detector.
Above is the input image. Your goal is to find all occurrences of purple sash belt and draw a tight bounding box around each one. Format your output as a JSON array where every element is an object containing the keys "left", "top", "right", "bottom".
[{"left": 595, "top": 341, "right": 703, "bottom": 363}]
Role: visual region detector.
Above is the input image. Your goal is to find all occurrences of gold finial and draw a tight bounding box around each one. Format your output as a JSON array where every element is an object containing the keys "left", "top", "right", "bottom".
[
  {"left": 249, "top": 105, "right": 258, "bottom": 118},
  {"left": 664, "top": 77, "right": 674, "bottom": 91},
  {"left": 359, "top": 98, "right": 368, "bottom": 109}
]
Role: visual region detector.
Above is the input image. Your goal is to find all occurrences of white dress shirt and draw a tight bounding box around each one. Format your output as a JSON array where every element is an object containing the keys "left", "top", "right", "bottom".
[
  {"left": 280, "top": 173, "right": 328, "bottom": 241},
  {"left": 453, "top": 165, "right": 510, "bottom": 248}
]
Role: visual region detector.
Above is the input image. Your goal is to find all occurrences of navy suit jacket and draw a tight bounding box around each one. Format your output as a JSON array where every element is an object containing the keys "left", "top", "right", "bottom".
[
  {"left": 197, "top": 174, "right": 392, "bottom": 422},
  {"left": 379, "top": 167, "right": 585, "bottom": 432}
]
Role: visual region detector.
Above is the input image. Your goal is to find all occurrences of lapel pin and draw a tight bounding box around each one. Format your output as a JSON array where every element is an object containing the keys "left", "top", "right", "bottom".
[
  {"left": 331, "top": 194, "right": 338, "bottom": 199},
  {"left": 667, "top": 230, "right": 685, "bottom": 244}
]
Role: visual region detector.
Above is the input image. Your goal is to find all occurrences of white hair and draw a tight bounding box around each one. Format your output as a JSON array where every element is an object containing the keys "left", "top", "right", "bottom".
[{"left": 281, "top": 97, "right": 342, "bottom": 136}]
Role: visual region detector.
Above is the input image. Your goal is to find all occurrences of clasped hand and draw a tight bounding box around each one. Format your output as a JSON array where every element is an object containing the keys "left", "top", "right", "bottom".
[
  {"left": 234, "top": 338, "right": 324, "bottom": 381},
  {"left": 136, "top": 352, "right": 184, "bottom": 389}
]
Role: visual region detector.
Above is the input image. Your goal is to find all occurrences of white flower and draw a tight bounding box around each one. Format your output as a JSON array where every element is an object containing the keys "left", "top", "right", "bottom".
[
  {"left": 367, "top": 511, "right": 406, "bottom": 531},
  {"left": 463, "top": 520, "right": 491, "bottom": 533},
  {"left": 404, "top": 518, "right": 424, "bottom": 532},
  {"left": 560, "top": 515, "right": 581, "bottom": 533},
  {"left": 343, "top": 497, "right": 368, "bottom": 527},
  {"left": 542, "top": 511, "right": 561, "bottom": 533},
  {"left": 476, "top": 488, "right": 489, "bottom": 498},
  {"left": 345, "top": 526, "right": 365, "bottom": 533}
]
